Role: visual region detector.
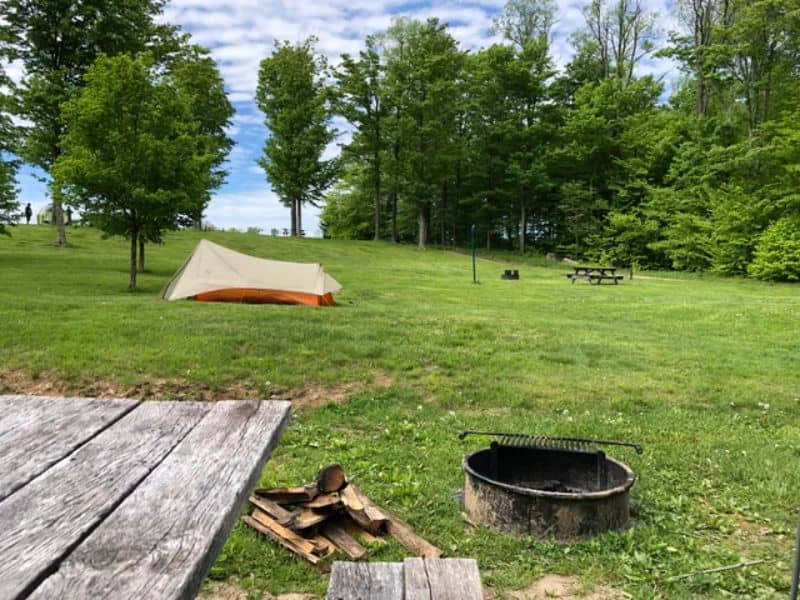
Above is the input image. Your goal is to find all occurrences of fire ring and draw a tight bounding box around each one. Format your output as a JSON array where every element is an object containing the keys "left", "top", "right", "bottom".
[{"left": 463, "top": 441, "right": 636, "bottom": 539}]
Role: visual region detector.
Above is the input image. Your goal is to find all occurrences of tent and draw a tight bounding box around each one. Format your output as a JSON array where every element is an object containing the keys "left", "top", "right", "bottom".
[{"left": 161, "top": 239, "right": 342, "bottom": 306}]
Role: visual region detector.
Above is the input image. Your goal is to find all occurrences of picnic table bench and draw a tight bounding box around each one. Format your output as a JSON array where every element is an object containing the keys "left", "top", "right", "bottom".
[
  {"left": 0, "top": 394, "right": 290, "bottom": 600},
  {"left": 326, "top": 558, "right": 484, "bottom": 600},
  {"left": 566, "top": 265, "right": 624, "bottom": 285}
]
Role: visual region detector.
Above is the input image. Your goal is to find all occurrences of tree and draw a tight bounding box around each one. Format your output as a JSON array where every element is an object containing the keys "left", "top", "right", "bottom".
[
  {"left": 54, "top": 53, "right": 231, "bottom": 289},
  {"left": 1, "top": 0, "right": 177, "bottom": 246},
  {"left": 335, "top": 37, "right": 387, "bottom": 241},
  {"left": 492, "top": 0, "right": 557, "bottom": 49},
  {"left": 0, "top": 62, "right": 19, "bottom": 236},
  {"left": 256, "top": 39, "right": 337, "bottom": 236}
]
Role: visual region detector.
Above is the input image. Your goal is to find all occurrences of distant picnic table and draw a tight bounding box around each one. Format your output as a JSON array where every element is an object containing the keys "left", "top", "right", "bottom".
[
  {"left": 0, "top": 394, "right": 290, "bottom": 599},
  {"left": 566, "top": 265, "right": 624, "bottom": 285}
]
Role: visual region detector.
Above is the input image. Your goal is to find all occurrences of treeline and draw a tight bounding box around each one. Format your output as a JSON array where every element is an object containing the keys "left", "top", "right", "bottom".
[
  {"left": 305, "top": 0, "right": 800, "bottom": 280},
  {"left": 0, "top": 1, "right": 232, "bottom": 289}
]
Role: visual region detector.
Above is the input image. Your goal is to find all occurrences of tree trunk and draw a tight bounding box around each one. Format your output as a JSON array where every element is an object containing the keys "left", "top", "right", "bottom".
[
  {"left": 696, "top": 73, "right": 708, "bottom": 116},
  {"left": 417, "top": 206, "right": 428, "bottom": 250},
  {"left": 51, "top": 183, "right": 67, "bottom": 247},
  {"left": 289, "top": 199, "right": 297, "bottom": 236},
  {"left": 390, "top": 190, "right": 398, "bottom": 243},
  {"left": 296, "top": 200, "right": 303, "bottom": 236},
  {"left": 373, "top": 153, "right": 381, "bottom": 241},
  {"left": 520, "top": 201, "right": 527, "bottom": 254},
  {"left": 129, "top": 227, "right": 139, "bottom": 291},
  {"left": 138, "top": 235, "right": 145, "bottom": 272}
]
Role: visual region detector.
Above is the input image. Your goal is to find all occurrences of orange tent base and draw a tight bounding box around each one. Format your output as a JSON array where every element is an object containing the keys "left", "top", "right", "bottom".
[{"left": 193, "top": 288, "right": 336, "bottom": 306}]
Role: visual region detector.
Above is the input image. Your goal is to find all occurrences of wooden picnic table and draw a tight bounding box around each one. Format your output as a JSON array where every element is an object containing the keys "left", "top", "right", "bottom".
[
  {"left": 326, "top": 558, "right": 483, "bottom": 600},
  {"left": 0, "top": 394, "right": 290, "bottom": 600},
  {"left": 566, "top": 265, "right": 624, "bottom": 285}
]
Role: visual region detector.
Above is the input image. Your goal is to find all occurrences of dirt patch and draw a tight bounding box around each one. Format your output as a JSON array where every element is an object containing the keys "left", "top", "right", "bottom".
[
  {"left": 509, "top": 575, "right": 629, "bottom": 599},
  {"left": 0, "top": 369, "right": 394, "bottom": 408},
  {"left": 280, "top": 373, "right": 394, "bottom": 409},
  {"left": 198, "top": 582, "right": 318, "bottom": 600}
]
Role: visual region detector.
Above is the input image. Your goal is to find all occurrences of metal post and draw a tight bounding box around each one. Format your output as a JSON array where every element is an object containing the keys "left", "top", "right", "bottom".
[
  {"left": 790, "top": 509, "right": 800, "bottom": 600},
  {"left": 471, "top": 224, "right": 477, "bottom": 283}
]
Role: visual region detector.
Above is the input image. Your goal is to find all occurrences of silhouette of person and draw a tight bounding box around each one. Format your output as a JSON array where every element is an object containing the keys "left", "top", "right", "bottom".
[
  {"left": 65, "top": 207, "right": 73, "bottom": 225},
  {"left": 24, "top": 203, "right": 32, "bottom": 224}
]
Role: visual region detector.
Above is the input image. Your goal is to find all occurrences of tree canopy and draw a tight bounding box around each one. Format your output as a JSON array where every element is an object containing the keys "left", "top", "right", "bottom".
[{"left": 54, "top": 53, "right": 232, "bottom": 289}]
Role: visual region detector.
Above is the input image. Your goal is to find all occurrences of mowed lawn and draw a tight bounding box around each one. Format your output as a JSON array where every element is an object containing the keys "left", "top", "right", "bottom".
[{"left": 1, "top": 226, "right": 799, "bottom": 598}]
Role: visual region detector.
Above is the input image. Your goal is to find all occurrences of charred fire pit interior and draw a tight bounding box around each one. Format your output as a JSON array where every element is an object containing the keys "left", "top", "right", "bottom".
[{"left": 461, "top": 431, "right": 642, "bottom": 539}]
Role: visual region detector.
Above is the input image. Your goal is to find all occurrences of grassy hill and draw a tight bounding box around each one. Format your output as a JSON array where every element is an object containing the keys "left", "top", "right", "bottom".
[{"left": 1, "top": 225, "right": 798, "bottom": 598}]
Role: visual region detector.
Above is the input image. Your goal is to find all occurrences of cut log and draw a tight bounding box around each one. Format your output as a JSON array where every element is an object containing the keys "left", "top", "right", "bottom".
[
  {"left": 383, "top": 510, "right": 442, "bottom": 558},
  {"left": 304, "top": 492, "right": 342, "bottom": 510},
  {"left": 249, "top": 495, "right": 293, "bottom": 522},
  {"left": 242, "top": 515, "right": 321, "bottom": 565},
  {"left": 316, "top": 464, "right": 347, "bottom": 493},
  {"left": 286, "top": 507, "right": 330, "bottom": 530},
  {"left": 322, "top": 519, "right": 368, "bottom": 560},
  {"left": 340, "top": 516, "right": 384, "bottom": 545},
  {"left": 342, "top": 484, "right": 389, "bottom": 534},
  {"left": 253, "top": 485, "right": 317, "bottom": 504}
]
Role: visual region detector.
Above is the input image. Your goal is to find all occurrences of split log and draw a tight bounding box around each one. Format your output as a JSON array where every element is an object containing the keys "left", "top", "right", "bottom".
[
  {"left": 286, "top": 507, "right": 330, "bottom": 530},
  {"left": 342, "top": 484, "right": 389, "bottom": 534},
  {"left": 242, "top": 515, "right": 321, "bottom": 565},
  {"left": 316, "top": 464, "right": 347, "bottom": 493},
  {"left": 322, "top": 519, "right": 367, "bottom": 560},
  {"left": 254, "top": 485, "right": 317, "bottom": 504},
  {"left": 383, "top": 510, "right": 442, "bottom": 558},
  {"left": 304, "top": 492, "right": 342, "bottom": 510},
  {"left": 249, "top": 495, "right": 292, "bottom": 521}
]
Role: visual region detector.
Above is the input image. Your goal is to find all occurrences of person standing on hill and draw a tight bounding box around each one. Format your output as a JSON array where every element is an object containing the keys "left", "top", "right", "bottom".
[{"left": 24, "top": 203, "right": 32, "bottom": 224}]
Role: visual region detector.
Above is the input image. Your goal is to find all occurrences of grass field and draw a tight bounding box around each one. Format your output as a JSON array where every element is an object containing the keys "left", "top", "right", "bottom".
[{"left": 1, "top": 225, "right": 799, "bottom": 599}]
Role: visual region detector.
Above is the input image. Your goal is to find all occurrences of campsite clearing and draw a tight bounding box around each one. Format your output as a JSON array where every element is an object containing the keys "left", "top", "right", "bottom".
[{"left": 0, "top": 226, "right": 798, "bottom": 598}]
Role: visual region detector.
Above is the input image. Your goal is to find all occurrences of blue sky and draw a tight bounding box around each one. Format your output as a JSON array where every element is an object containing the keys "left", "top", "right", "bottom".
[{"left": 10, "top": 0, "right": 678, "bottom": 236}]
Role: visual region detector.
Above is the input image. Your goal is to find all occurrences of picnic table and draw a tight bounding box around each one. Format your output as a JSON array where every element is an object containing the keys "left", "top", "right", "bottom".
[
  {"left": 0, "top": 394, "right": 290, "bottom": 600},
  {"left": 326, "top": 558, "right": 483, "bottom": 600},
  {"left": 566, "top": 265, "right": 624, "bottom": 285}
]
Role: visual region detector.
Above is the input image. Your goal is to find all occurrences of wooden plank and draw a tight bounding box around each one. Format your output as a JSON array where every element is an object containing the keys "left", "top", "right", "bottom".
[
  {"left": 0, "top": 395, "right": 139, "bottom": 501},
  {"left": 249, "top": 509, "right": 322, "bottom": 558},
  {"left": 341, "top": 484, "right": 388, "bottom": 534},
  {"left": 322, "top": 519, "right": 368, "bottom": 560},
  {"left": 31, "top": 400, "right": 291, "bottom": 600},
  {"left": 405, "top": 558, "right": 483, "bottom": 600},
  {"left": 249, "top": 494, "right": 293, "bottom": 522},
  {"left": 326, "top": 561, "right": 404, "bottom": 600},
  {"left": 0, "top": 400, "right": 210, "bottom": 599},
  {"left": 254, "top": 485, "right": 318, "bottom": 504},
  {"left": 384, "top": 509, "right": 442, "bottom": 558},
  {"left": 243, "top": 516, "right": 321, "bottom": 565}
]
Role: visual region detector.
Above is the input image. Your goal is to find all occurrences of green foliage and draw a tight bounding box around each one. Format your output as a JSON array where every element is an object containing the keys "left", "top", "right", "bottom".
[
  {"left": 748, "top": 216, "right": 800, "bottom": 281},
  {"left": 0, "top": 65, "right": 19, "bottom": 236},
  {"left": 54, "top": 53, "right": 231, "bottom": 288},
  {"left": 256, "top": 38, "right": 337, "bottom": 236}
]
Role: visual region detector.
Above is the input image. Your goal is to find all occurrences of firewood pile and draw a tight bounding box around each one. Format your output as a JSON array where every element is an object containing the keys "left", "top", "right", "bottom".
[{"left": 243, "top": 464, "right": 442, "bottom": 565}]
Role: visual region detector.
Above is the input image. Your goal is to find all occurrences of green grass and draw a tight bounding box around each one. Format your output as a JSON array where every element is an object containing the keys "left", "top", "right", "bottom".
[{"left": 2, "top": 225, "right": 799, "bottom": 599}]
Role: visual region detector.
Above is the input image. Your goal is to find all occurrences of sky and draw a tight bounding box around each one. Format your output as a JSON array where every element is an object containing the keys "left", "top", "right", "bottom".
[{"left": 11, "top": 0, "right": 679, "bottom": 236}]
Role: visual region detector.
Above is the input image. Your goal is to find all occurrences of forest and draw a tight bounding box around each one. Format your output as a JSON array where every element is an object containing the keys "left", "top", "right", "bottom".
[
  {"left": 313, "top": 0, "right": 800, "bottom": 281},
  {"left": 1, "top": 0, "right": 799, "bottom": 282}
]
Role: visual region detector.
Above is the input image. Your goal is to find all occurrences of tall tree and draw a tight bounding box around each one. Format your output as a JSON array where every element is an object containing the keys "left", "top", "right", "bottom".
[
  {"left": 256, "top": 38, "right": 337, "bottom": 236},
  {"left": 1, "top": 0, "right": 176, "bottom": 246},
  {"left": 335, "top": 36, "right": 387, "bottom": 241},
  {"left": 0, "top": 59, "right": 19, "bottom": 236},
  {"left": 54, "top": 53, "right": 231, "bottom": 289},
  {"left": 492, "top": 0, "right": 557, "bottom": 49}
]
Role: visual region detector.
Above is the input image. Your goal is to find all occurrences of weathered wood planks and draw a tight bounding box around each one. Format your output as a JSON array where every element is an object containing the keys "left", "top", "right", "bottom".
[
  {"left": 0, "top": 401, "right": 210, "bottom": 600},
  {"left": 404, "top": 558, "right": 483, "bottom": 600},
  {"left": 326, "top": 562, "right": 405, "bottom": 600},
  {"left": 0, "top": 394, "right": 138, "bottom": 501},
  {"left": 326, "top": 558, "right": 484, "bottom": 600},
  {"left": 31, "top": 400, "right": 291, "bottom": 600}
]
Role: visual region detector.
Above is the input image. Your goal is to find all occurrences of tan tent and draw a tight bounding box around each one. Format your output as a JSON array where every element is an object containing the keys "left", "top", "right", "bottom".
[{"left": 161, "top": 239, "right": 341, "bottom": 306}]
